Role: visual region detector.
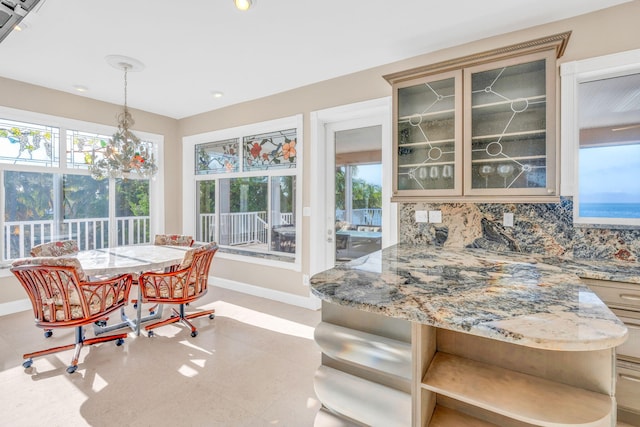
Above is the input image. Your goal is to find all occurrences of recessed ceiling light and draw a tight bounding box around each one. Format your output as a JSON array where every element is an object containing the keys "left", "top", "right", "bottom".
[
  {"left": 233, "top": 0, "right": 255, "bottom": 11},
  {"left": 73, "top": 85, "right": 89, "bottom": 93},
  {"left": 211, "top": 91, "right": 224, "bottom": 99}
]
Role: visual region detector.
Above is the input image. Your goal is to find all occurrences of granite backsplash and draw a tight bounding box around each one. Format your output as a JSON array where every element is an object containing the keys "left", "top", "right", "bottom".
[{"left": 398, "top": 197, "right": 640, "bottom": 262}]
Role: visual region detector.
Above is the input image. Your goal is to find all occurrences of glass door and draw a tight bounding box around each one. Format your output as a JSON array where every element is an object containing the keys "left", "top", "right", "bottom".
[
  {"left": 464, "top": 50, "right": 557, "bottom": 196},
  {"left": 331, "top": 125, "right": 383, "bottom": 263},
  {"left": 394, "top": 70, "right": 463, "bottom": 197}
]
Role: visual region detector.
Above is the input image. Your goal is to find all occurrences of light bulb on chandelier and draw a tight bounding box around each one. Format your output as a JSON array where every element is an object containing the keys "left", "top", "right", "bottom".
[{"left": 89, "top": 55, "right": 158, "bottom": 180}]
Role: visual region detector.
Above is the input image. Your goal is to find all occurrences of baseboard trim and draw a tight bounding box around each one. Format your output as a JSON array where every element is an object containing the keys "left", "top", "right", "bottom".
[
  {"left": 212, "top": 276, "right": 322, "bottom": 310},
  {"left": 0, "top": 298, "right": 31, "bottom": 316},
  {"left": 0, "top": 277, "right": 323, "bottom": 317}
]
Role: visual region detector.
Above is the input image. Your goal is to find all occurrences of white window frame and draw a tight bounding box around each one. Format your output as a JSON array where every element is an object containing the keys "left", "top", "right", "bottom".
[
  {"left": 560, "top": 49, "right": 640, "bottom": 227},
  {"left": 0, "top": 105, "right": 165, "bottom": 262},
  {"left": 182, "top": 114, "right": 303, "bottom": 271}
]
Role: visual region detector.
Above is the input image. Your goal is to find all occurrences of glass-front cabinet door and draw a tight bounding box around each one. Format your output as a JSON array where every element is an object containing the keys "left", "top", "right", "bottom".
[
  {"left": 394, "top": 70, "right": 463, "bottom": 197},
  {"left": 464, "top": 50, "right": 557, "bottom": 196}
]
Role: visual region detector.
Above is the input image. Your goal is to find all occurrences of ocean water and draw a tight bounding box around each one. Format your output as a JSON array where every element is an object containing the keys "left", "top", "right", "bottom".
[{"left": 579, "top": 202, "right": 640, "bottom": 218}]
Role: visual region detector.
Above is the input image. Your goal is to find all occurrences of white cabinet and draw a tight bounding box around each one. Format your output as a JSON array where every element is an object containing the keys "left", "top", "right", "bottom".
[{"left": 585, "top": 278, "right": 640, "bottom": 425}]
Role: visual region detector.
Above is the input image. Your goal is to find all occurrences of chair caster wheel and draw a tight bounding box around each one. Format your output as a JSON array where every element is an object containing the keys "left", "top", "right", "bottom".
[
  {"left": 23, "top": 359, "right": 33, "bottom": 369},
  {"left": 116, "top": 338, "right": 125, "bottom": 346},
  {"left": 209, "top": 314, "right": 215, "bottom": 319},
  {"left": 66, "top": 365, "right": 77, "bottom": 374},
  {"left": 44, "top": 330, "right": 53, "bottom": 338},
  {"left": 149, "top": 311, "right": 155, "bottom": 316},
  {"left": 95, "top": 320, "right": 107, "bottom": 327},
  {"left": 148, "top": 331, "right": 154, "bottom": 338},
  {"left": 191, "top": 331, "right": 198, "bottom": 337},
  {"left": 133, "top": 303, "right": 138, "bottom": 309}
]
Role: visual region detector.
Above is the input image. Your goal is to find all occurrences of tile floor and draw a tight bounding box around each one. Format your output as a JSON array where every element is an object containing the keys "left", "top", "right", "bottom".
[{"left": 0, "top": 287, "right": 322, "bottom": 426}]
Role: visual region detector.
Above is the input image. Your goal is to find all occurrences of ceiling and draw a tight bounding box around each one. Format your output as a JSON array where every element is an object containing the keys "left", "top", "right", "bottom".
[{"left": 0, "top": 0, "right": 632, "bottom": 120}]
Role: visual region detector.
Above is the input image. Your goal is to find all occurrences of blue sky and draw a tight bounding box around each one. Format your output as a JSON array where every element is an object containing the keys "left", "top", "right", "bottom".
[
  {"left": 579, "top": 144, "right": 640, "bottom": 203},
  {"left": 353, "top": 164, "right": 382, "bottom": 187}
]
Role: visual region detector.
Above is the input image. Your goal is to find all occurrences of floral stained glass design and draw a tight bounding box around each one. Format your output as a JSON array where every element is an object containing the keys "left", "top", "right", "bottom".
[
  {"left": 0, "top": 118, "right": 59, "bottom": 166},
  {"left": 243, "top": 128, "right": 297, "bottom": 171},
  {"left": 195, "top": 139, "right": 239, "bottom": 175}
]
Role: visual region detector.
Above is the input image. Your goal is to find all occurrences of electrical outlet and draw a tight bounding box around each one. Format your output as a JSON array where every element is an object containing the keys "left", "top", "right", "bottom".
[
  {"left": 429, "top": 210, "right": 442, "bottom": 223},
  {"left": 415, "top": 210, "right": 429, "bottom": 223},
  {"left": 503, "top": 212, "right": 514, "bottom": 227},
  {"left": 303, "top": 274, "right": 310, "bottom": 285}
]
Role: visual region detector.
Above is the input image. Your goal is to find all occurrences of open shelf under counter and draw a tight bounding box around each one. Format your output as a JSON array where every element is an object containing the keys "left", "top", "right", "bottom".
[{"left": 423, "top": 352, "right": 613, "bottom": 427}]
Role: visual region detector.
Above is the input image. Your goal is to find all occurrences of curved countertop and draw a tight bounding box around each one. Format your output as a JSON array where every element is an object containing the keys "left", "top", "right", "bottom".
[{"left": 310, "top": 244, "right": 634, "bottom": 351}]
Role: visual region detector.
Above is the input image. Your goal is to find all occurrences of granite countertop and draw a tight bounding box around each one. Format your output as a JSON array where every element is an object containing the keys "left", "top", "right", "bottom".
[{"left": 310, "top": 244, "right": 634, "bottom": 351}]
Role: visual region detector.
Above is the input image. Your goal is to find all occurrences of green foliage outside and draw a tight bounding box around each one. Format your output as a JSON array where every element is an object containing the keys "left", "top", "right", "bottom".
[
  {"left": 198, "top": 176, "right": 294, "bottom": 216},
  {"left": 335, "top": 166, "right": 382, "bottom": 210}
]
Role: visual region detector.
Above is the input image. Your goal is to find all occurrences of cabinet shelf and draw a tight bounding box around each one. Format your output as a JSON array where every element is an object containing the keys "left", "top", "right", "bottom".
[
  {"left": 400, "top": 138, "right": 456, "bottom": 147},
  {"left": 399, "top": 109, "right": 455, "bottom": 123},
  {"left": 398, "top": 160, "right": 455, "bottom": 168},
  {"left": 471, "top": 129, "right": 545, "bottom": 141},
  {"left": 471, "top": 95, "right": 546, "bottom": 111},
  {"left": 470, "top": 155, "right": 546, "bottom": 164},
  {"left": 422, "top": 352, "right": 613, "bottom": 426},
  {"left": 429, "top": 405, "right": 498, "bottom": 427}
]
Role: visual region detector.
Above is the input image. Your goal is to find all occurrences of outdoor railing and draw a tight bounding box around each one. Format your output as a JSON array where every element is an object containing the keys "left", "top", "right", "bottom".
[
  {"left": 4, "top": 211, "right": 293, "bottom": 260},
  {"left": 198, "top": 211, "right": 294, "bottom": 246},
  {"left": 3, "top": 216, "right": 150, "bottom": 260},
  {"left": 336, "top": 208, "right": 382, "bottom": 226}
]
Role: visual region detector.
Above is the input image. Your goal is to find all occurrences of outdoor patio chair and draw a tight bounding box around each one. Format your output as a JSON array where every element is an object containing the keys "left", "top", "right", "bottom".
[
  {"left": 138, "top": 242, "right": 218, "bottom": 337},
  {"left": 10, "top": 257, "right": 133, "bottom": 373}
]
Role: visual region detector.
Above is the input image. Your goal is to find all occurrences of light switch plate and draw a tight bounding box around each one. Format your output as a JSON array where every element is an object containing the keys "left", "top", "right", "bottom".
[
  {"left": 503, "top": 212, "right": 514, "bottom": 227},
  {"left": 429, "top": 210, "right": 442, "bottom": 223},
  {"left": 415, "top": 210, "right": 429, "bottom": 223}
]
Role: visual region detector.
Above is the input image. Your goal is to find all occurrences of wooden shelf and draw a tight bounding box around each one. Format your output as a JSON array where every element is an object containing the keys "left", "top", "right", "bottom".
[
  {"left": 429, "top": 405, "right": 498, "bottom": 426},
  {"left": 422, "top": 352, "right": 613, "bottom": 426}
]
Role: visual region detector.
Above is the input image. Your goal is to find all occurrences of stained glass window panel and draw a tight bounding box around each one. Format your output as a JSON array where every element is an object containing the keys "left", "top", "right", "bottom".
[
  {"left": 195, "top": 139, "right": 239, "bottom": 175},
  {"left": 0, "top": 118, "right": 59, "bottom": 166},
  {"left": 243, "top": 128, "right": 297, "bottom": 171},
  {"left": 66, "top": 130, "right": 110, "bottom": 168}
]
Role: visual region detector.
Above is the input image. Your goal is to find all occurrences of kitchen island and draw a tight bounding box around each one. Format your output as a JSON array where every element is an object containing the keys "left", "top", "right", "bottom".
[{"left": 310, "top": 244, "right": 631, "bottom": 427}]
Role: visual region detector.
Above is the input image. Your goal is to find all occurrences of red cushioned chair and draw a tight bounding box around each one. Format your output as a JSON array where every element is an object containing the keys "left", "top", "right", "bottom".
[
  {"left": 10, "top": 257, "right": 133, "bottom": 374},
  {"left": 137, "top": 243, "right": 217, "bottom": 337},
  {"left": 29, "top": 240, "right": 80, "bottom": 339}
]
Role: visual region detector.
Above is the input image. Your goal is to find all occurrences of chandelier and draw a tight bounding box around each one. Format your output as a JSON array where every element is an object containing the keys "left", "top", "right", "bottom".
[{"left": 89, "top": 57, "right": 158, "bottom": 180}]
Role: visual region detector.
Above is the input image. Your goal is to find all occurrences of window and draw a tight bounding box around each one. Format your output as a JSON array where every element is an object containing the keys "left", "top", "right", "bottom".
[
  {"left": 1, "top": 109, "right": 163, "bottom": 261},
  {"left": 184, "top": 115, "right": 302, "bottom": 267},
  {"left": 561, "top": 50, "right": 640, "bottom": 227}
]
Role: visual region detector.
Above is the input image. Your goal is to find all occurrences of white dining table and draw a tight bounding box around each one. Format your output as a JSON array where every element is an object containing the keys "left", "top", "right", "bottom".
[{"left": 76, "top": 244, "right": 192, "bottom": 336}]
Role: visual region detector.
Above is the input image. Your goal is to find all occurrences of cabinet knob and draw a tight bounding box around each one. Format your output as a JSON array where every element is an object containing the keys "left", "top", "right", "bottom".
[{"left": 547, "top": 188, "right": 555, "bottom": 195}]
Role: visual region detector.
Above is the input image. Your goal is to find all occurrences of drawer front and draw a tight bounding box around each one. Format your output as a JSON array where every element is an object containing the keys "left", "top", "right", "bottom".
[
  {"left": 615, "top": 312, "right": 640, "bottom": 361},
  {"left": 582, "top": 279, "right": 640, "bottom": 311},
  {"left": 617, "top": 362, "right": 640, "bottom": 413},
  {"left": 585, "top": 280, "right": 640, "bottom": 311}
]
